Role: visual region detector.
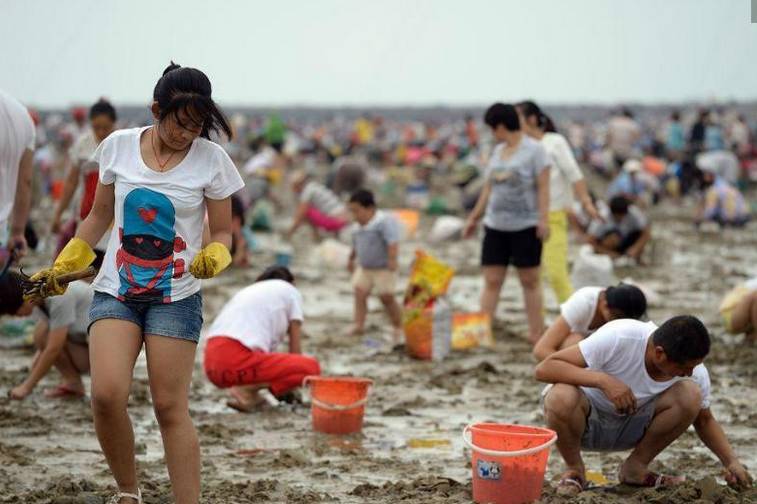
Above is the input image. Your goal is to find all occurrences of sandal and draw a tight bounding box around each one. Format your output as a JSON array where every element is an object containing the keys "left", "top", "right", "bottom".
[
  {"left": 557, "top": 471, "right": 588, "bottom": 495},
  {"left": 107, "top": 488, "right": 142, "bottom": 503},
  {"left": 621, "top": 471, "right": 686, "bottom": 488}
]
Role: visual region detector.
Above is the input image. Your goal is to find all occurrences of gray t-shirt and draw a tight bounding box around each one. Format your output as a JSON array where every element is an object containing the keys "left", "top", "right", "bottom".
[
  {"left": 352, "top": 211, "right": 400, "bottom": 269},
  {"left": 588, "top": 205, "right": 648, "bottom": 241},
  {"left": 32, "top": 281, "right": 94, "bottom": 343},
  {"left": 483, "top": 137, "right": 549, "bottom": 232}
]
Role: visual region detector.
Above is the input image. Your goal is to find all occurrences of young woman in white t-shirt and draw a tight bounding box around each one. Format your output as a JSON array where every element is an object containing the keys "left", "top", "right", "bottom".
[
  {"left": 517, "top": 101, "right": 599, "bottom": 304},
  {"left": 533, "top": 283, "right": 646, "bottom": 362},
  {"left": 203, "top": 266, "right": 320, "bottom": 411},
  {"left": 28, "top": 63, "right": 244, "bottom": 504}
]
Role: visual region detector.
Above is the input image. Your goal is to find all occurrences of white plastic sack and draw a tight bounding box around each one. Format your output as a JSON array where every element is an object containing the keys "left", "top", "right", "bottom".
[
  {"left": 428, "top": 216, "right": 465, "bottom": 243},
  {"left": 311, "top": 239, "right": 352, "bottom": 271},
  {"left": 571, "top": 245, "right": 615, "bottom": 290}
]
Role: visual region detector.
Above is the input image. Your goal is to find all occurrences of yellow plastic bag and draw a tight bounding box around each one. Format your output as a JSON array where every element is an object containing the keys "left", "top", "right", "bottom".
[{"left": 451, "top": 313, "right": 494, "bottom": 350}]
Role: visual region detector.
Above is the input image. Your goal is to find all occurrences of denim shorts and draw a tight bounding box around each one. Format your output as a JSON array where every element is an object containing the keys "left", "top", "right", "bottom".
[{"left": 88, "top": 291, "right": 203, "bottom": 343}]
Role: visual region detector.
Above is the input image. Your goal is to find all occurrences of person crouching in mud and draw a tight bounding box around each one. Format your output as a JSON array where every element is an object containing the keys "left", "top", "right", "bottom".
[
  {"left": 203, "top": 266, "right": 320, "bottom": 411},
  {"left": 536, "top": 315, "right": 752, "bottom": 495}
]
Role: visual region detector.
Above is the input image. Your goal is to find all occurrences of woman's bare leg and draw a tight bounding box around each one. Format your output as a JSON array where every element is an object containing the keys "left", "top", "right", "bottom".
[
  {"left": 145, "top": 335, "right": 200, "bottom": 504},
  {"left": 89, "top": 319, "right": 144, "bottom": 501}
]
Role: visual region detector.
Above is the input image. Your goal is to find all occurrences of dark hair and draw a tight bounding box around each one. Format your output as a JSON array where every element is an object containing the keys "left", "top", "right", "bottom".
[
  {"left": 255, "top": 266, "right": 295, "bottom": 284},
  {"left": 670, "top": 110, "right": 680, "bottom": 122},
  {"left": 605, "top": 283, "right": 647, "bottom": 319},
  {"left": 153, "top": 61, "right": 232, "bottom": 140},
  {"left": 609, "top": 195, "right": 631, "bottom": 215},
  {"left": 621, "top": 107, "right": 634, "bottom": 119},
  {"left": 484, "top": 103, "right": 520, "bottom": 131},
  {"left": 0, "top": 272, "right": 25, "bottom": 316},
  {"left": 89, "top": 99, "right": 117, "bottom": 122},
  {"left": 516, "top": 100, "right": 557, "bottom": 133},
  {"left": 349, "top": 189, "right": 375, "bottom": 208},
  {"left": 652, "top": 315, "right": 710, "bottom": 364}
]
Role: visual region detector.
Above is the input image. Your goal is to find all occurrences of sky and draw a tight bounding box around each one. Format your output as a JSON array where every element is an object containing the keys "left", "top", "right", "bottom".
[{"left": 1, "top": 0, "right": 756, "bottom": 108}]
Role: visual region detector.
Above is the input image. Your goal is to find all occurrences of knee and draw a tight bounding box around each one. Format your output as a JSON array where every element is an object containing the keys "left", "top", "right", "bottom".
[
  {"left": 91, "top": 387, "right": 128, "bottom": 417},
  {"left": 354, "top": 288, "right": 370, "bottom": 299},
  {"left": 303, "top": 357, "right": 321, "bottom": 377},
  {"left": 544, "top": 385, "right": 583, "bottom": 419},
  {"left": 378, "top": 294, "right": 396, "bottom": 305},
  {"left": 152, "top": 396, "right": 188, "bottom": 427},
  {"left": 520, "top": 274, "right": 540, "bottom": 290},
  {"left": 670, "top": 380, "right": 702, "bottom": 417}
]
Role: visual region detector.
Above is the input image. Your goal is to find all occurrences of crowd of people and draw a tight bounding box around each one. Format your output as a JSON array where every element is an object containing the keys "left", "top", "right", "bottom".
[{"left": 0, "top": 62, "right": 755, "bottom": 502}]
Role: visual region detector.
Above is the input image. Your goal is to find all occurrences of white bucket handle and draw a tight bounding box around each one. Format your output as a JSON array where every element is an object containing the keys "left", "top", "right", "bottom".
[
  {"left": 303, "top": 377, "right": 373, "bottom": 412},
  {"left": 462, "top": 424, "right": 557, "bottom": 458}
]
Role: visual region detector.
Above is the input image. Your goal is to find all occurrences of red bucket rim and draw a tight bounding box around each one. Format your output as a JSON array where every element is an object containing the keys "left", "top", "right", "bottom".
[
  {"left": 304, "top": 375, "right": 373, "bottom": 386},
  {"left": 469, "top": 422, "right": 556, "bottom": 438}
]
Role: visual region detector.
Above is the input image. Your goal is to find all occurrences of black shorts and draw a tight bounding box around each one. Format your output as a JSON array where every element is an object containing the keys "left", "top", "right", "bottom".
[{"left": 481, "top": 226, "right": 542, "bottom": 268}]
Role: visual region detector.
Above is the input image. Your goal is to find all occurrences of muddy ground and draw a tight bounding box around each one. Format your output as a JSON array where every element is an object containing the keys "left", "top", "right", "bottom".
[{"left": 1, "top": 194, "right": 757, "bottom": 503}]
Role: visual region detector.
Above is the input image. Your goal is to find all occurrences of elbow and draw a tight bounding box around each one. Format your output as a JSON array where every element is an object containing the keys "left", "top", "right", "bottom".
[{"left": 534, "top": 361, "right": 549, "bottom": 382}]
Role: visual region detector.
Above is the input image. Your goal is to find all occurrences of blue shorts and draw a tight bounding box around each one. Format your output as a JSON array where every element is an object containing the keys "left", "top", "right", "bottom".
[{"left": 88, "top": 291, "right": 203, "bottom": 343}]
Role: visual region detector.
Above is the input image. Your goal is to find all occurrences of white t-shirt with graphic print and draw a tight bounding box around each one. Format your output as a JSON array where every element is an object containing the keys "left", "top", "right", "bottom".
[{"left": 91, "top": 127, "right": 244, "bottom": 304}]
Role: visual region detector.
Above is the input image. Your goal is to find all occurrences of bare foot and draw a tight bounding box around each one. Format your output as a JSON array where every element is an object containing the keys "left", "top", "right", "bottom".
[
  {"left": 226, "top": 386, "right": 266, "bottom": 413},
  {"left": 556, "top": 470, "right": 587, "bottom": 495},
  {"left": 392, "top": 327, "right": 404, "bottom": 345},
  {"left": 618, "top": 460, "right": 685, "bottom": 487},
  {"left": 345, "top": 325, "right": 364, "bottom": 337}
]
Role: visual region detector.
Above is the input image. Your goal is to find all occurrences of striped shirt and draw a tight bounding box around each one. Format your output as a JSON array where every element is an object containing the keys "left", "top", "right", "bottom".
[{"left": 300, "top": 181, "right": 345, "bottom": 216}]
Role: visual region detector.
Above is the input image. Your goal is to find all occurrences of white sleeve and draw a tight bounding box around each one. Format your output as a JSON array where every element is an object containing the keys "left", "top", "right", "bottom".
[
  {"left": 692, "top": 366, "right": 712, "bottom": 409},
  {"left": 560, "top": 289, "right": 594, "bottom": 333},
  {"left": 289, "top": 289, "right": 304, "bottom": 322},
  {"left": 554, "top": 135, "right": 584, "bottom": 183},
  {"left": 578, "top": 323, "right": 620, "bottom": 370},
  {"left": 205, "top": 147, "right": 245, "bottom": 200},
  {"left": 92, "top": 135, "right": 116, "bottom": 184}
]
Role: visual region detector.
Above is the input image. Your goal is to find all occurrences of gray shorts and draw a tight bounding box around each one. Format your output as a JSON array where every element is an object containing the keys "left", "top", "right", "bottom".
[
  {"left": 541, "top": 385, "right": 656, "bottom": 452},
  {"left": 581, "top": 394, "right": 656, "bottom": 452}
]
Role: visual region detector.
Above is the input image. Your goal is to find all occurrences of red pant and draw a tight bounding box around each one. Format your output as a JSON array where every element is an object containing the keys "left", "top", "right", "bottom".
[{"left": 204, "top": 337, "right": 320, "bottom": 397}]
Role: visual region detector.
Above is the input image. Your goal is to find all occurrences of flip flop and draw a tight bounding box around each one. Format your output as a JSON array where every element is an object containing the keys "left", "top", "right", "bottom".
[
  {"left": 44, "top": 384, "right": 85, "bottom": 399},
  {"left": 621, "top": 471, "right": 686, "bottom": 488},
  {"left": 556, "top": 471, "right": 588, "bottom": 495}
]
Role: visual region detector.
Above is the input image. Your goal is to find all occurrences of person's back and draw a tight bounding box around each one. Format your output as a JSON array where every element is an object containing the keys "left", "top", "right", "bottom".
[
  {"left": 0, "top": 89, "right": 35, "bottom": 240},
  {"left": 301, "top": 180, "right": 346, "bottom": 217},
  {"left": 703, "top": 177, "right": 749, "bottom": 225},
  {"left": 208, "top": 279, "right": 303, "bottom": 352},
  {"left": 579, "top": 319, "right": 710, "bottom": 414}
]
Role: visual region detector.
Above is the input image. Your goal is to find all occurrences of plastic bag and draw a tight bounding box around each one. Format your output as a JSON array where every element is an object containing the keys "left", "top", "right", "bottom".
[
  {"left": 451, "top": 312, "right": 494, "bottom": 350},
  {"left": 571, "top": 245, "right": 615, "bottom": 290}
]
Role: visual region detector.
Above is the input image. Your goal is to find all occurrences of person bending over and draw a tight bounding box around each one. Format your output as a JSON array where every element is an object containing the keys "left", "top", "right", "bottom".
[
  {"left": 535, "top": 316, "right": 751, "bottom": 495},
  {"left": 588, "top": 195, "right": 651, "bottom": 264}
]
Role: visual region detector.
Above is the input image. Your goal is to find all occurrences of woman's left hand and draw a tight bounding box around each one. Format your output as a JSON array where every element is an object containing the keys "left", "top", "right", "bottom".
[{"left": 536, "top": 219, "right": 550, "bottom": 241}]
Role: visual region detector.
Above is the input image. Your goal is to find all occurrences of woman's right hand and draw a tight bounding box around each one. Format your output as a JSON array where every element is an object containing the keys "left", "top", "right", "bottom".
[
  {"left": 600, "top": 374, "right": 637, "bottom": 415},
  {"left": 50, "top": 214, "right": 62, "bottom": 235},
  {"left": 462, "top": 218, "right": 478, "bottom": 239}
]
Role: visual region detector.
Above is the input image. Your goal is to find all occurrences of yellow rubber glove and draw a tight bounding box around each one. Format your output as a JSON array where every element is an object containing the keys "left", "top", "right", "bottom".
[
  {"left": 189, "top": 242, "right": 232, "bottom": 279},
  {"left": 27, "top": 238, "right": 96, "bottom": 299}
]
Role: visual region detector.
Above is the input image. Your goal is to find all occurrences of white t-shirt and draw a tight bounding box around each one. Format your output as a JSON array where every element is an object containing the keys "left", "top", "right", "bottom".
[
  {"left": 91, "top": 127, "right": 244, "bottom": 304},
  {"left": 560, "top": 286, "right": 602, "bottom": 335},
  {"left": 207, "top": 280, "right": 304, "bottom": 352},
  {"left": 0, "top": 89, "right": 35, "bottom": 235},
  {"left": 33, "top": 281, "right": 94, "bottom": 338},
  {"left": 542, "top": 132, "right": 584, "bottom": 211},
  {"left": 578, "top": 319, "right": 711, "bottom": 415}
]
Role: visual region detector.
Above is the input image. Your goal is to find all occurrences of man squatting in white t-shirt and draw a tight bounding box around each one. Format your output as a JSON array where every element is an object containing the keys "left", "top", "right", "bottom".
[{"left": 535, "top": 316, "right": 752, "bottom": 494}]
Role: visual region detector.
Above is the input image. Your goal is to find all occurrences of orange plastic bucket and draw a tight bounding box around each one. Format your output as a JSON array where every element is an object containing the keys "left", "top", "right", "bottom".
[
  {"left": 304, "top": 376, "right": 373, "bottom": 435},
  {"left": 463, "top": 423, "right": 557, "bottom": 504}
]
